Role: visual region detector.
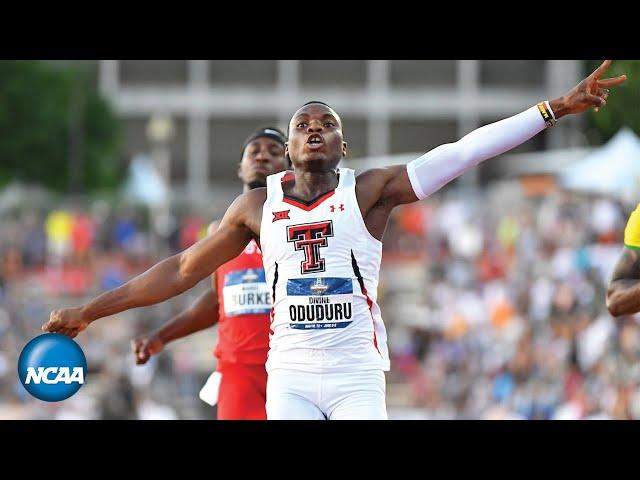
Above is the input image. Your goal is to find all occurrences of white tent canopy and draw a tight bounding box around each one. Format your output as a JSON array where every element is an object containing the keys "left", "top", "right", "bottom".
[
  {"left": 559, "top": 128, "right": 640, "bottom": 202},
  {"left": 121, "top": 154, "right": 169, "bottom": 207}
]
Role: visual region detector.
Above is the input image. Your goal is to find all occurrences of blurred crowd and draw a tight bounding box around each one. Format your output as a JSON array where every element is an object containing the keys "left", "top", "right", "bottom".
[
  {"left": 1, "top": 181, "right": 639, "bottom": 420},
  {"left": 382, "top": 183, "right": 639, "bottom": 419},
  {"left": 0, "top": 202, "right": 216, "bottom": 419}
]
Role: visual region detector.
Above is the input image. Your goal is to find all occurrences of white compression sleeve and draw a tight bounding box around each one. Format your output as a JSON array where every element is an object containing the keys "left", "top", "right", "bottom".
[{"left": 406, "top": 104, "right": 549, "bottom": 200}]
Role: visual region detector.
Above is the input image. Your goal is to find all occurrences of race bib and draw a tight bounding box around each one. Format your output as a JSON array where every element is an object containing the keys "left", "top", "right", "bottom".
[
  {"left": 286, "top": 277, "right": 354, "bottom": 330},
  {"left": 223, "top": 268, "right": 271, "bottom": 316}
]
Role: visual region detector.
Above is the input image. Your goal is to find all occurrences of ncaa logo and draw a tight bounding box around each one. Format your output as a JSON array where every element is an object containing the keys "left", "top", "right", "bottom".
[{"left": 18, "top": 334, "right": 88, "bottom": 402}]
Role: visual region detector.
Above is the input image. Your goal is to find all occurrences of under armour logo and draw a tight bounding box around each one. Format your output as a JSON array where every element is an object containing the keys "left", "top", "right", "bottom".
[
  {"left": 330, "top": 204, "right": 345, "bottom": 213},
  {"left": 272, "top": 210, "right": 291, "bottom": 222}
]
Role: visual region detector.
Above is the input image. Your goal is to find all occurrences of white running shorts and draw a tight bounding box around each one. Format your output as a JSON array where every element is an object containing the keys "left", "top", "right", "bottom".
[{"left": 266, "top": 368, "right": 387, "bottom": 420}]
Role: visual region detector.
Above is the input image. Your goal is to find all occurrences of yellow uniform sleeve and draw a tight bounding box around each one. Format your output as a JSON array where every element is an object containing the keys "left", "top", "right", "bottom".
[{"left": 624, "top": 204, "right": 640, "bottom": 250}]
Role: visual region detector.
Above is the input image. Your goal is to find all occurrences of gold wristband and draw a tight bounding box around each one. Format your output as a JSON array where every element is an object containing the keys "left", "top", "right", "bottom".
[{"left": 537, "top": 102, "right": 556, "bottom": 128}]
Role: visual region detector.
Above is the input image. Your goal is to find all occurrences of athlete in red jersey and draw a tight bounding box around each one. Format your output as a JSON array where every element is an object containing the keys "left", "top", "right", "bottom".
[{"left": 131, "top": 127, "right": 288, "bottom": 419}]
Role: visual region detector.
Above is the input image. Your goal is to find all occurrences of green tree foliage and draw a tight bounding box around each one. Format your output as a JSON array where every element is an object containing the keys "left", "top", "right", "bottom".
[
  {"left": 585, "top": 60, "right": 640, "bottom": 144},
  {"left": 0, "top": 60, "right": 121, "bottom": 192}
]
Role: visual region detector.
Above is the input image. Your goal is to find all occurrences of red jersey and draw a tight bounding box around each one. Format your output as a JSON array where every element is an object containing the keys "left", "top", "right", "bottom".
[{"left": 214, "top": 239, "right": 270, "bottom": 365}]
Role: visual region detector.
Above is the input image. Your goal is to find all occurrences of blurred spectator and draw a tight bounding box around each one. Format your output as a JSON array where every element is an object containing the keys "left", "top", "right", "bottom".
[
  {"left": 70, "top": 213, "right": 94, "bottom": 264},
  {"left": 45, "top": 209, "right": 73, "bottom": 265},
  {"left": 113, "top": 215, "right": 137, "bottom": 252},
  {"left": 21, "top": 211, "right": 46, "bottom": 267}
]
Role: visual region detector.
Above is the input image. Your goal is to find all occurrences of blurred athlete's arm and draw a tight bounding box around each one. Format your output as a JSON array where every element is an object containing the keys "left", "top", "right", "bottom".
[
  {"left": 131, "top": 222, "right": 222, "bottom": 365},
  {"left": 132, "top": 284, "right": 219, "bottom": 364},
  {"left": 358, "top": 60, "right": 626, "bottom": 210},
  {"left": 607, "top": 206, "right": 640, "bottom": 316},
  {"left": 42, "top": 192, "right": 264, "bottom": 338},
  {"left": 607, "top": 248, "right": 640, "bottom": 317}
]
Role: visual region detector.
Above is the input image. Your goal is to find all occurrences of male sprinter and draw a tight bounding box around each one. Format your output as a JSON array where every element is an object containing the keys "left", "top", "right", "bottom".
[{"left": 133, "top": 127, "right": 288, "bottom": 419}]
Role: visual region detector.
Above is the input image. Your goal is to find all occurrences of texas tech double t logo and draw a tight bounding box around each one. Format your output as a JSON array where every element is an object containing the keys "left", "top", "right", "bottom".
[{"left": 286, "top": 221, "right": 334, "bottom": 274}]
